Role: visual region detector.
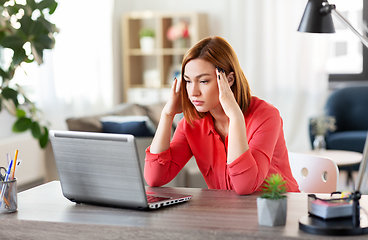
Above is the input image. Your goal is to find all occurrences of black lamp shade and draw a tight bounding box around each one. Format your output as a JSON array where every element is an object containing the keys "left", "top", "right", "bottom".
[{"left": 298, "top": 0, "right": 335, "bottom": 33}]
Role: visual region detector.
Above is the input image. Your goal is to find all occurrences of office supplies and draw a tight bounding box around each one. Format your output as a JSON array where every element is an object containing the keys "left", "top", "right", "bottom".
[
  {"left": 0, "top": 167, "right": 6, "bottom": 181},
  {"left": 0, "top": 178, "right": 17, "bottom": 213},
  {"left": 4, "top": 159, "right": 12, "bottom": 182},
  {"left": 299, "top": 132, "right": 368, "bottom": 235},
  {"left": 6, "top": 153, "right": 10, "bottom": 165},
  {"left": 308, "top": 194, "right": 353, "bottom": 219},
  {"left": 11, "top": 150, "right": 18, "bottom": 180},
  {"left": 49, "top": 130, "right": 192, "bottom": 210},
  {"left": 0, "top": 159, "right": 16, "bottom": 211}
]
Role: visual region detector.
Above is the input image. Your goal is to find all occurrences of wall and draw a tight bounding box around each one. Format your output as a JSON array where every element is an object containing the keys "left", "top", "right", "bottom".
[{"left": 0, "top": 111, "right": 17, "bottom": 139}]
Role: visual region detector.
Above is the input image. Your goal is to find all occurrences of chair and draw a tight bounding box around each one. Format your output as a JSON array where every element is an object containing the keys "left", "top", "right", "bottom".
[
  {"left": 288, "top": 152, "right": 339, "bottom": 193},
  {"left": 309, "top": 86, "right": 368, "bottom": 185}
]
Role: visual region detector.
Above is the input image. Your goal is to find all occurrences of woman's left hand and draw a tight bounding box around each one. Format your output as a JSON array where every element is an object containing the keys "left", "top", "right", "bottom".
[
  {"left": 216, "top": 67, "right": 249, "bottom": 163},
  {"left": 216, "top": 67, "right": 242, "bottom": 119}
]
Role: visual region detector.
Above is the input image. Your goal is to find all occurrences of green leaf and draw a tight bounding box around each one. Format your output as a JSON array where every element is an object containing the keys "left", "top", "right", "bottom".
[
  {"left": 6, "top": 4, "right": 22, "bottom": 16},
  {"left": 27, "top": 0, "right": 38, "bottom": 11},
  {"left": 12, "top": 117, "right": 32, "bottom": 132},
  {"left": 33, "top": 34, "right": 55, "bottom": 49},
  {"left": 24, "top": 57, "right": 34, "bottom": 63},
  {"left": 29, "top": 19, "right": 47, "bottom": 35},
  {"left": 0, "top": 31, "right": 6, "bottom": 43},
  {"left": 7, "top": 67, "right": 16, "bottom": 80},
  {"left": 38, "top": 17, "right": 58, "bottom": 34},
  {"left": 30, "top": 41, "right": 44, "bottom": 65},
  {"left": 16, "top": 109, "right": 26, "bottom": 118},
  {"left": 37, "top": 0, "right": 57, "bottom": 12},
  {"left": 19, "top": 15, "right": 33, "bottom": 36},
  {"left": 1, "top": 87, "right": 19, "bottom": 107},
  {"left": 0, "top": 67, "right": 10, "bottom": 80},
  {"left": 12, "top": 48, "right": 27, "bottom": 66},
  {"left": 48, "top": 1, "right": 58, "bottom": 15},
  {"left": 39, "top": 126, "right": 49, "bottom": 148},
  {"left": 31, "top": 121, "right": 41, "bottom": 138},
  {"left": 260, "top": 174, "right": 287, "bottom": 200},
  {"left": 1, "top": 35, "right": 25, "bottom": 51}
]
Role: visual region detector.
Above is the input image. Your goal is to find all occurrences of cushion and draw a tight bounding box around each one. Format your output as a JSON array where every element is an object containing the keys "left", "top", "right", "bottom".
[
  {"left": 66, "top": 103, "right": 148, "bottom": 132},
  {"left": 326, "top": 131, "right": 367, "bottom": 153},
  {"left": 66, "top": 116, "right": 103, "bottom": 132},
  {"left": 100, "top": 115, "right": 156, "bottom": 137},
  {"left": 142, "top": 102, "right": 183, "bottom": 129},
  {"left": 142, "top": 102, "right": 166, "bottom": 127},
  {"left": 326, "top": 86, "right": 368, "bottom": 131}
]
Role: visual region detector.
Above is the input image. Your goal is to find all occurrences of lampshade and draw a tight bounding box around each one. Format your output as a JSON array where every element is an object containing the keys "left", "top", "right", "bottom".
[{"left": 298, "top": 0, "right": 335, "bottom": 33}]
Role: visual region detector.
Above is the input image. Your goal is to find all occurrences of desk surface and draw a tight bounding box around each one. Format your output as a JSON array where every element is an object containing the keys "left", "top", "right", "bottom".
[
  {"left": 1, "top": 181, "right": 368, "bottom": 240},
  {"left": 303, "top": 150, "right": 363, "bottom": 167}
]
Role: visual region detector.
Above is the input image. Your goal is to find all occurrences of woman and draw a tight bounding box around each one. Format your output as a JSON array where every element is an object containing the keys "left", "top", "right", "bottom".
[{"left": 144, "top": 36, "right": 299, "bottom": 195}]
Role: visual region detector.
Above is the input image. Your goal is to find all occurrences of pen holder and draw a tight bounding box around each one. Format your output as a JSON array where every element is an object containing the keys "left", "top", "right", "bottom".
[{"left": 0, "top": 178, "right": 18, "bottom": 213}]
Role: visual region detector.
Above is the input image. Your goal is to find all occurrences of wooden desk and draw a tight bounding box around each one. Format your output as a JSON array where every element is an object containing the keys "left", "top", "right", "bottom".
[{"left": 1, "top": 181, "right": 368, "bottom": 239}]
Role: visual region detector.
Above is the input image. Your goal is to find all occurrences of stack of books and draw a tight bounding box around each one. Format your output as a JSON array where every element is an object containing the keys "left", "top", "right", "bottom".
[{"left": 309, "top": 198, "right": 353, "bottom": 219}]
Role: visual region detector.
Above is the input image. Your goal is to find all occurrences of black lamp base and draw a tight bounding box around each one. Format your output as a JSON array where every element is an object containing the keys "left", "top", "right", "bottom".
[{"left": 299, "top": 214, "right": 368, "bottom": 236}]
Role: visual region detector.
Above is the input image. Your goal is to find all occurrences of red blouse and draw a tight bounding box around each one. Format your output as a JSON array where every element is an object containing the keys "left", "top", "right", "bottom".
[{"left": 144, "top": 96, "right": 300, "bottom": 195}]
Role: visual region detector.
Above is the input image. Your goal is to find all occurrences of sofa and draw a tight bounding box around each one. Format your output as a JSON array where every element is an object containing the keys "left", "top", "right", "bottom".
[{"left": 64, "top": 102, "right": 207, "bottom": 188}]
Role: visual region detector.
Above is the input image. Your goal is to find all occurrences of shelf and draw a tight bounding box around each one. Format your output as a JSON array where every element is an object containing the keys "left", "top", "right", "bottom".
[{"left": 121, "top": 11, "right": 208, "bottom": 103}]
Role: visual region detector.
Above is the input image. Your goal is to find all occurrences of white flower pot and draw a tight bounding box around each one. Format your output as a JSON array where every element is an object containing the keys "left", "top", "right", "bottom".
[
  {"left": 257, "top": 197, "right": 287, "bottom": 226},
  {"left": 140, "top": 37, "right": 155, "bottom": 53}
]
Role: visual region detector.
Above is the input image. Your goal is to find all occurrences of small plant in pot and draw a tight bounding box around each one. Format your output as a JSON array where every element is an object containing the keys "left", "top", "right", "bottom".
[
  {"left": 257, "top": 174, "right": 287, "bottom": 226},
  {"left": 139, "top": 28, "right": 155, "bottom": 52}
]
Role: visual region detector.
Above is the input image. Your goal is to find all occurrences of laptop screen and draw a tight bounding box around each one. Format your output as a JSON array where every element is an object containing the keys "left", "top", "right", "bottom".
[{"left": 49, "top": 130, "right": 149, "bottom": 209}]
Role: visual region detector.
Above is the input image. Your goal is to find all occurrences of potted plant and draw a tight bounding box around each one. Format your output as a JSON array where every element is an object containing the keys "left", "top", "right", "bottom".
[
  {"left": 257, "top": 174, "right": 287, "bottom": 226},
  {"left": 139, "top": 27, "right": 155, "bottom": 52},
  {"left": 0, "top": 0, "right": 59, "bottom": 148},
  {"left": 310, "top": 113, "right": 336, "bottom": 151}
]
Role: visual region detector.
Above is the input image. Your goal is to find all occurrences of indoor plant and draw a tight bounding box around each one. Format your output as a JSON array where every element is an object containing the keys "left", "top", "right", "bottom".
[
  {"left": 310, "top": 113, "right": 336, "bottom": 150},
  {"left": 0, "top": 0, "right": 58, "bottom": 148},
  {"left": 257, "top": 174, "right": 288, "bottom": 226},
  {"left": 139, "top": 27, "right": 155, "bottom": 52}
]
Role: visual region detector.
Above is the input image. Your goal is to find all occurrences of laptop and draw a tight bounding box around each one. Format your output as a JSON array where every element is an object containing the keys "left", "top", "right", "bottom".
[{"left": 49, "top": 130, "right": 192, "bottom": 210}]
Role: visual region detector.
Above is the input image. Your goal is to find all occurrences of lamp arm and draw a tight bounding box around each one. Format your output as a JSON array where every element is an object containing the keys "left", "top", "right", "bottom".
[{"left": 331, "top": 8, "right": 368, "bottom": 49}]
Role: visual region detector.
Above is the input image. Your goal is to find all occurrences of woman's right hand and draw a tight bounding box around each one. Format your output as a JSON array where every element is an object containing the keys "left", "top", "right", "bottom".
[
  {"left": 150, "top": 78, "right": 182, "bottom": 154},
  {"left": 162, "top": 78, "right": 182, "bottom": 117}
]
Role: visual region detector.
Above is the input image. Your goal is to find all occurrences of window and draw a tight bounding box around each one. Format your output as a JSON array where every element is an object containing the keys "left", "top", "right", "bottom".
[{"left": 328, "top": 0, "right": 368, "bottom": 87}]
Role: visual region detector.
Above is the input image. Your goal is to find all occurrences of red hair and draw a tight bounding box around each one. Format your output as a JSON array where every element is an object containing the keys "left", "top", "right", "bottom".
[{"left": 180, "top": 36, "right": 251, "bottom": 125}]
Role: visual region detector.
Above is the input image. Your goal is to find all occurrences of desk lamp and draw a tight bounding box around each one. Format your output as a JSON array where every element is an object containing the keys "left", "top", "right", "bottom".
[
  {"left": 298, "top": 0, "right": 368, "bottom": 47},
  {"left": 297, "top": 0, "right": 368, "bottom": 235}
]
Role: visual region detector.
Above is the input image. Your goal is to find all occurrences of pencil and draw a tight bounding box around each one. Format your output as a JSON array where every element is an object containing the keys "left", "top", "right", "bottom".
[
  {"left": 0, "top": 188, "right": 10, "bottom": 207},
  {"left": 11, "top": 150, "right": 18, "bottom": 180}
]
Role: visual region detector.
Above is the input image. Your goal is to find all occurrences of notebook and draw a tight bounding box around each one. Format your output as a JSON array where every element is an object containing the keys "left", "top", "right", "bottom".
[{"left": 49, "top": 130, "right": 192, "bottom": 210}]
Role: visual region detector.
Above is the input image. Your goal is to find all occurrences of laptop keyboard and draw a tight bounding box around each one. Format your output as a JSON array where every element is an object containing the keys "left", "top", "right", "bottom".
[{"left": 146, "top": 195, "right": 171, "bottom": 203}]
